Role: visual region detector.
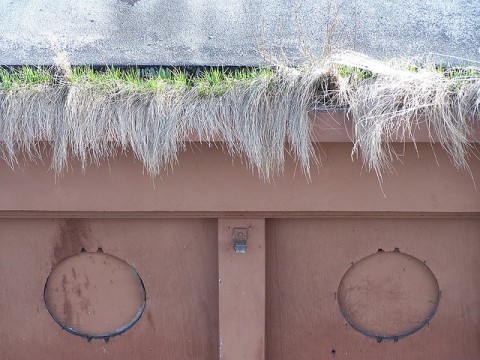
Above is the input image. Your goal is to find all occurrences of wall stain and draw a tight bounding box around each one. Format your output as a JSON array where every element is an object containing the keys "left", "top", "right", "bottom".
[
  {"left": 51, "top": 220, "right": 94, "bottom": 327},
  {"left": 80, "top": 296, "right": 92, "bottom": 314},
  {"left": 51, "top": 219, "right": 93, "bottom": 266},
  {"left": 61, "top": 274, "right": 73, "bottom": 325},
  {"left": 146, "top": 310, "right": 155, "bottom": 329},
  {"left": 63, "top": 299, "right": 73, "bottom": 326}
]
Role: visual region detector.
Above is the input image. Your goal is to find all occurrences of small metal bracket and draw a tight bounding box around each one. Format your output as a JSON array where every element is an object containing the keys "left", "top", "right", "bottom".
[{"left": 232, "top": 227, "right": 247, "bottom": 253}]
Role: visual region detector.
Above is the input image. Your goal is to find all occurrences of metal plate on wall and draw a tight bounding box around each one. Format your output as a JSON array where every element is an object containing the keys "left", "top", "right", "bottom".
[
  {"left": 337, "top": 249, "right": 440, "bottom": 340},
  {"left": 44, "top": 251, "right": 146, "bottom": 340}
]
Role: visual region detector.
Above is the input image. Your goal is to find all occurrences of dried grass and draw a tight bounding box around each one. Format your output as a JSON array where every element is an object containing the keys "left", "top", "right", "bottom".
[
  {"left": 0, "top": 64, "right": 333, "bottom": 179},
  {"left": 335, "top": 52, "right": 480, "bottom": 180},
  {"left": 0, "top": 53, "right": 479, "bottom": 180}
]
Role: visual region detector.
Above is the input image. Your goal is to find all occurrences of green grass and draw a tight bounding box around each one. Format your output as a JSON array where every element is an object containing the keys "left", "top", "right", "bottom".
[
  {"left": 195, "top": 67, "right": 274, "bottom": 96},
  {"left": 337, "top": 62, "right": 480, "bottom": 83},
  {"left": 337, "top": 65, "right": 373, "bottom": 81},
  {"left": 2, "top": 62, "right": 475, "bottom": 95},
  {"left": 0, "top": 66, "right": 52, "bottom": 90},
  {"left": 0, "top": 65, "right": 276, "bottom": 95},
  {"left": 1, "top": 63, "right": 478, "bottom": 93},
  {"left": 442, "top": 66, "right": 480, "bottom": 80},
  {"left": 67, "top": 66, "right": 275, "bottom": 95}
]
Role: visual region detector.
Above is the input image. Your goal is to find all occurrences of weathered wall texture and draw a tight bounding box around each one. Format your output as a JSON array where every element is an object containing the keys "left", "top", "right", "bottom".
[
  {"left": 266, "top": 218, "right": 480, "bottom": 360},
  {"left": 0, "top": 143, "right": 479, "bottom": 359},
  {"left": 0, "top": 218, "right": 219, "bottom": 360},
  {"left": 1, "top": 217, "right": 479, "bottom": 359}
]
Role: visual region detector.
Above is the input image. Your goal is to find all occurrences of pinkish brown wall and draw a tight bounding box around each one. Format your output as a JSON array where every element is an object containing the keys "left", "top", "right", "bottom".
[
  {"left": 0, "top": 218, "right": 219, "bottom": 360},
  {"left": 218, "top": 219, "right": 265, "bottom": 360},
  {"left": 266, "top": 218, "right": 480, "bottom": 360},
  {"left": 0, "top": 132, "right": 479, "bottom": 359},
  {"left": 0, "top": 143, "right": 479, "bottom": 215}
]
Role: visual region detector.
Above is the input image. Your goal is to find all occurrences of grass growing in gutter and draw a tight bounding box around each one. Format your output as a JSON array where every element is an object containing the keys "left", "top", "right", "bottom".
[
  {"left": 0, "top": 66, "right": 52, "bottom": 90},
  {"left": 71, "top": 66, "right": 277, "bottom": 96},
  {"left": 333, "top": 53, "right": 480, "bottom": 179},
  {"left": 1, "top": 62, "right": 475, "bottom": 92},
  {"left": 0, "top": 64, "right": 318, "bottom": 178},
  {"left": 0, "top": 54, "right": 479, "bottom": 180},
  {"left": 0, "top": 65, "right": 283, "bottom": 97},
  {"left": 69, "top": 66, "right": 188, "bottom": 92}
]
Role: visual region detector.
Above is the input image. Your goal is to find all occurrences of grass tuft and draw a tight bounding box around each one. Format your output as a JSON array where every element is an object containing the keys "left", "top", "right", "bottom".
[
  {"left": 0, "top": 53, "right": 479, "bottom": 180},
  {"left": 334, "top": 52, "right": 480, "bottom": 180}
]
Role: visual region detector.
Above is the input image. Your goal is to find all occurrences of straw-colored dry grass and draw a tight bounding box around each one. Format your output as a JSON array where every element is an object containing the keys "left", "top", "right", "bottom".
[
  {"left": 0, "top": 53, "right": 479, "bottom": 180},
  {"left": 335, "top": 53, "right": 480, "bottom": 180}
]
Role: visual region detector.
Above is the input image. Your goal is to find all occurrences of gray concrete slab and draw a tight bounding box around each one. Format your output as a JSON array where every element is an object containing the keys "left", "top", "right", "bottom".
[{"left": 0, "top": 0, "right": 478, "bottom": 66}]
